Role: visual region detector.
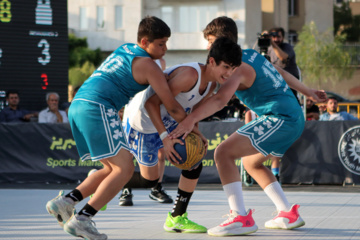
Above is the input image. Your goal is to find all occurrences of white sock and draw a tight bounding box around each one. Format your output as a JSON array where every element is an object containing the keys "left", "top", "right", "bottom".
[
  {"left": 264, "top": 181, "right": 291, "bottom": 212},
  {"left": 223, "top": 181, "right": 247, "bottom": 215}
]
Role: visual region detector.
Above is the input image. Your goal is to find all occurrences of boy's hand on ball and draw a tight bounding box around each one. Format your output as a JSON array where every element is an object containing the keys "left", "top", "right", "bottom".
[{"left": 163, "top": 137, "right": 183, "bottom": 164}]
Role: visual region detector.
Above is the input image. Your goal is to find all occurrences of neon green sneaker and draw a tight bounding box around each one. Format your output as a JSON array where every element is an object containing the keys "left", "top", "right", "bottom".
[{"left": 163, "top": 212, "right": 207, "bottom": 233}]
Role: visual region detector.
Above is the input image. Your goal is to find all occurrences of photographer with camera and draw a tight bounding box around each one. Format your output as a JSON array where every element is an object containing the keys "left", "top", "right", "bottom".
[
  {"left": 265, "top": 27, "right": 299, "bottom": 100},
  {"left": 257, "top": 27, "right": 299, "bottom": 101}
]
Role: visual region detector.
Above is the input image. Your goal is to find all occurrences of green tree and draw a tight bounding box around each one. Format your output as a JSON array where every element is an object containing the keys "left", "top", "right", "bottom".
[
  {"left": 68, "top": 34, "right": 102, "bottom": 88},
  {"left": 294, "top": 22, "right": 354, "bottom": 89},
  {"left": 334, "top": 2, "right": 360, "bottom": 42}
]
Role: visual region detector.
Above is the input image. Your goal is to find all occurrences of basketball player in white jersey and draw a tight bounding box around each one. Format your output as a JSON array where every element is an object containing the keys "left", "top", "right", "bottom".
[
  {"left": 119, "top": 57, "right": 174, "bottom": 206},
  {"left": 120, "top": 37, "right": 242, "bottom": 233}
]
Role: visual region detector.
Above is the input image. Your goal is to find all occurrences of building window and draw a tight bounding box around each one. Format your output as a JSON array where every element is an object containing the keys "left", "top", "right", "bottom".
[
  {"left": 115, "top": 5, "right": 123, "bottom": 29},
  {"left": 161, "top": 6, "right": 173, "bottom": 31},
  {"left": 79, "top": 7, "right": 88, "bottom": 30},
  {"left": 161, "top": 5, "right": 218, "bottom": 33},
  {"left": 288, "top": 0, "right": 298, "bottom": 16},
  {"left": 97, "top": 6, "right": 105, "bottom": 29},
  {"left": 288, "top": 30, "right": 298, "bottom": 45}
]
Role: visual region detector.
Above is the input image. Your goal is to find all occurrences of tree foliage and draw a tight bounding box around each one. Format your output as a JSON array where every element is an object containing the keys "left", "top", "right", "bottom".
[
  {"left": 334, "top": 2, "right": 360, "bottom": 42},
  {"left": 68, "top": 34, "right": 103, "bottom": 87},
  {"left": 294, "top": 22, "right": 354, "bottom": 89}
]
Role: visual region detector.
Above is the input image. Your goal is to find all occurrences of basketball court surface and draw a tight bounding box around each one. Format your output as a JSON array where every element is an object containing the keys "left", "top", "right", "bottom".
[{"left": 1, "top": 184, "right": 359, "bottom": 240}]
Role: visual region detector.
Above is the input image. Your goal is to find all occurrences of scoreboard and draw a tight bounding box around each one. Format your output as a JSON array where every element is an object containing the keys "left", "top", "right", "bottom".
[{"left": 0, "top": 0, "right": 68, "bottom": 111}]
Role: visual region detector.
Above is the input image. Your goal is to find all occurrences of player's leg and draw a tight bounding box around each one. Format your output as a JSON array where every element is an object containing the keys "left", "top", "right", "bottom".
[
  {"left": 64, "top": 149, "right": 134, "bottom": 239},
  {"left": 241, "top": 116, "right": 305, "bottom": 230},
  {"left": 164, "top": 164, "right": 206, "bottom": 233},
  {"left": 48, "top": 100, "right": 134, "bottom": 239},
  {"left": 118, "top": 129, "right": 161, "bottom": 206},
  {"left": 270, "top": 157, "right": 281, "bottom": 183},
  {"left": 118, "top": 159, "right": 160, "bottom": 206},
  {"left": 240, "top": 160, "right": 253, "bottom": 187},
  {"left": 149, "top": 148, "right": 173, "bottom": 203},
  {"left": 207, "top": 133, "right": 258, "bottom": 236},
  {"left": 46, "top": 100, "right": 114, "bottom": 227},
  {"left": 244, "top": 153, "right": 303, "bottom": 229}
]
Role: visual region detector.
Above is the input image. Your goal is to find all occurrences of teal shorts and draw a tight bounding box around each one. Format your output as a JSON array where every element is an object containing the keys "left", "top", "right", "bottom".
[
  {"left": 237, "top": 115, "right": 304, "bottom": 157},
  {"left": 68, "top": 99, "right": 130, "bottom": 161}
]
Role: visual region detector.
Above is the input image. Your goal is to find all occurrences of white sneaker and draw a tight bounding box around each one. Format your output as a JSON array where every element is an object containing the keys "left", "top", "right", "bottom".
[
  {"left": 64, "top": 213, "right": 107, "bottom": 240},
  {"left": 265, "top": 204, "right": 305, "bottom": 229},
  {"left": 207, "top": 209, "right": 258, "bottom": 236},
  {"left": 46, "top": 190, "right": 75, "bottom": 227}
]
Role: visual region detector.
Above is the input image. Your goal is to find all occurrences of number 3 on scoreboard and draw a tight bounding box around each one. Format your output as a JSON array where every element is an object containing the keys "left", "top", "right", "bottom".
[
  {"left": 0, "top": 0, "right": 11, "bottom": 23},
  {"left": 38, "top": 39, "right": 51, "bottom": 65}
]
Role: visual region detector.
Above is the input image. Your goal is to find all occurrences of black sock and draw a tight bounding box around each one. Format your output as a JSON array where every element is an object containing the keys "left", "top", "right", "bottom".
[
  {"left": 154, "top": 182, "right": 162, "bottom": 190},
  {"left": 78, "top": 203, "right": 98, "bottom": 218},
  {"left": 65, "top": 189, "right": 83, "bottom": 202},
  {"left": 171, "top": 189, "right": 193, "bottom": 217}
]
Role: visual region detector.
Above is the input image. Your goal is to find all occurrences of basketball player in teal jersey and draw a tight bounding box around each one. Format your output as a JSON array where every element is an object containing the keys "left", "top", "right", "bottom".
[
  {"left": 45, "top": 16, "right": 187, "bottom": 240},
  {"left": 170, "top": 17, "right": 327, "bottom": 236},
  {"left": 118, "top": 37, "right": 242, "bottom": 233}
]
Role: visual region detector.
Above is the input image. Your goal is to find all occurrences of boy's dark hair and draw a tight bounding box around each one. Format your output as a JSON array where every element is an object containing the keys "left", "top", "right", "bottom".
[
  {"left": 203, "top": 16, "right": 238, "bottom": 43},
  {"left": 207, "top": 37, "right": 242, "bottom": 67},
  {"left": 137, "top": 16, "right": 171, "bottom": 43},
  {"left": 6, "top": 89, "right": 19, "bottom": 99},
  {"left": 269, "top": 27, "right": 285, "bottom": 37},
  {"left": 328, "top": 97, "right": 338, "bottom": 102}
]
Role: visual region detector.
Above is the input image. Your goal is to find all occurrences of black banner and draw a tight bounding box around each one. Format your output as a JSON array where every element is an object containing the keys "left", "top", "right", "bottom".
[{"left": 1, "top": 121, "right": 360, "bottom": 185}]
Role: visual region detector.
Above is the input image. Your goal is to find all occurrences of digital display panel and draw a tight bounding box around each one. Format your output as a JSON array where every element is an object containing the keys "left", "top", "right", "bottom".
[{"left": 0, "top": 0, "right": 68, "bottom": 111}]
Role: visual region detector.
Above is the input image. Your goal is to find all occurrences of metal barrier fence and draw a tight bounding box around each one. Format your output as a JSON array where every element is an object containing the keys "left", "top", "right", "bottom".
[
  {"left": 316, "top": 102, "right": 360, "bottom": 119},
  {"left": 338, "top": 103, "right": 360, "bottom": 119}
]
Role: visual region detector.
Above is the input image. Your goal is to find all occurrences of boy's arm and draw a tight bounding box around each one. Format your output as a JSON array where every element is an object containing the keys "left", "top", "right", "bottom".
[
  {"left": 169, "top": 72, "right": 243, "bottom": 139},
  {"left": 274, "top": 65, "right": 327, "bottom": 103},
  {"left": 144, "top": 67, "right": 199, "bottom": 162},
  {"left": 133, "top": 57, "right": 186, "bottom": 122}
]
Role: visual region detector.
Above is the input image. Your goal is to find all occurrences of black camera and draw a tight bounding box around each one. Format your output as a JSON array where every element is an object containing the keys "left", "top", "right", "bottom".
[
  {"left": 257, "top": 32, "right": 278, "bottom": 61},
  {"left": 257, "top": 32, "right": 278, "bottom": 49}
]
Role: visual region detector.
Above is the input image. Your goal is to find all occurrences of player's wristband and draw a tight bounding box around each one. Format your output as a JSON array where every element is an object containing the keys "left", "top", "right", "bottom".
[{"left": 160, "top": 131, "right": 168, "bottom": 141}]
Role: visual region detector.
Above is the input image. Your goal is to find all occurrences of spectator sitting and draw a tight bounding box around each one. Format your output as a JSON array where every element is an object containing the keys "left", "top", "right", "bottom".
[
  {"left": 39, "top": 92, "right": 69, "bottom": 123},
  {"left": 319, "top": 97, "right": 358, "bottom": 121},
  {"left": 0, "top": 90, "right": 38, "bottom": 122},
  {"left": 318, "top": 103, "right": 327, "bottom": 116},
  {"left": 305, "top": 98, "right": 320, "bottom": 121}
]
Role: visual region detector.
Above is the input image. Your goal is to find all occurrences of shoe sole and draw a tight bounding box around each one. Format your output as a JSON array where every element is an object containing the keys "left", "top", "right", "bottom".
[
  {"left": 64, "top": 223, "right": 108, "bottom": 240},
  {"left": 265, "top": 220, "right": 305, "bottom": 230},
  {"left": 149, "top": 195, "right": 173, "bottom": 203},
  {"left": 46, "top": 202, "right": 66, "bottom": 227},
  {"left": 207, "top": 226, "right": 258, "bottom": 236},
  {"left": 118, "top": 202, "right": 133, "bottom": 206},
  {"left": 163, "top": 225, "right": 207, "bottom": 233}
]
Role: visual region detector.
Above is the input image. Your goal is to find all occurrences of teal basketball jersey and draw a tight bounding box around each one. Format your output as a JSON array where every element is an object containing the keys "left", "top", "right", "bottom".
[
  {"left": 235, "top": 49, "right": 301, "bottom": 120},
  {"left": 74, "top": 43, "right": 151, "bottom": 110}
]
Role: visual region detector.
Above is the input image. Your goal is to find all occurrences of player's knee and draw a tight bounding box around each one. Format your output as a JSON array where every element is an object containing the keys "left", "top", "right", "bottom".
[
  {"left": 140, "top": 175, "right": 159, "bottom": 188},
  {"left": 214, "top": 147, "right": 225, "bottom": 164},
  {"left": 124, "top": 172, "right": 159, "bottom": 188},
  {"left": 181, "top": 163, "right": 203, "bottom": 179}
]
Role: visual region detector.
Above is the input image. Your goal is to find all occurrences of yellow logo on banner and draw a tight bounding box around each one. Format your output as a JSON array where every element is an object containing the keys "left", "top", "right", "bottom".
[
  {"left": 50, "top": 137, "right": 76, "bottom": 150},
  {"left": 207, "top": 133, "right": 229, "bottom": 150}
]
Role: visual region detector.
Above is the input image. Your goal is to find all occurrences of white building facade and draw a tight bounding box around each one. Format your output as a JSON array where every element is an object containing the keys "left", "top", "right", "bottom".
[{"left": 68, "top": 0, "right": 333, "bottom": 67}]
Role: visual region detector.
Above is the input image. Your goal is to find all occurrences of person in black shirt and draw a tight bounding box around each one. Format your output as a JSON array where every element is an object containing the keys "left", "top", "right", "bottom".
[{"left": 305, "top": 99, "right": 320, "bottom": 121}]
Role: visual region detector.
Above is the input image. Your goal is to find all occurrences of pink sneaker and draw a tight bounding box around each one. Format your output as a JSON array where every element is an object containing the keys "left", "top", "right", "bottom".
[
  {"left": 265, "top": 204, "right": 305, "bottom": 229},
  {"left": 207, "top": 209, "right": 258, "bottom": 236}
]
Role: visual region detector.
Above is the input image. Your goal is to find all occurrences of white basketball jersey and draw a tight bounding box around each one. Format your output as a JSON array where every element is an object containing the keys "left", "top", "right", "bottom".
[{"left": 123, "top": 62, "right": 212, "bottom": 133}]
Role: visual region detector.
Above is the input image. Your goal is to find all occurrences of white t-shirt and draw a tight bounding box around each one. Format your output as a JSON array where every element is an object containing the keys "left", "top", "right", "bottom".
[{"left": 38, "top": 107, "right": 69, "bottom": 123}]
